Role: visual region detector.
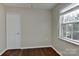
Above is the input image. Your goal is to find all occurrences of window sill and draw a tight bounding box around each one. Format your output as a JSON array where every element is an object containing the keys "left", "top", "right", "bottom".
[{"left": 58, "top": 37, "right": 79, "bottom": 46}]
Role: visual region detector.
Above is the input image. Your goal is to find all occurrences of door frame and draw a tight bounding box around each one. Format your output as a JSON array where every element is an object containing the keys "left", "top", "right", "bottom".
[{"left": 6, "top": 12, "right": 22, "bottom": 49}]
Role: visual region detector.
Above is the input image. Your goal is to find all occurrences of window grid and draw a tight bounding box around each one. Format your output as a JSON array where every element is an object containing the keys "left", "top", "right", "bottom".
[{"left": 59, "top": 9, "right": 79, "bottom": 45}]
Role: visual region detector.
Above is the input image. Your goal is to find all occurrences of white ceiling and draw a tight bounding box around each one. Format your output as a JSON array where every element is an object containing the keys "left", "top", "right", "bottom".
[{"left": 3, "top": 3, "right": 56, "bottom": 10}]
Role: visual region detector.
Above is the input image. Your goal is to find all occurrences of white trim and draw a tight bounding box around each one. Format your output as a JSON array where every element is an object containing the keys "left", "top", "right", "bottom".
[
  {"left": 51, "top": 45, "right": 63, "bottom": 56},
  {"left": 21, "top": 45, "right": 52, "bottom": 49},
  {"left": 7, "top": 47, "right": 21, "bottom": 50},
  {"left": 0, "top": 45, "right": 62, "bottom": 56},
  {"left": 0, "top": 48, "right": 7, "bottom": 56}
]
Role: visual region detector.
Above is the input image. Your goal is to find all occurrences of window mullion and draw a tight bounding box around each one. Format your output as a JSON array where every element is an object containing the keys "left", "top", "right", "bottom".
[
  {"left": 66, "top": 23, "right": 67, "bottom": 38},
  {"left": 71, "top": 23, "right": 73, "bottom": 40}
]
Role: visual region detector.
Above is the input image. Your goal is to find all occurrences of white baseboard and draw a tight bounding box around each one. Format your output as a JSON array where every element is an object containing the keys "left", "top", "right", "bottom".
[
  {"left": 0, "top": 45, "right": 62, "bottom": 56},
  {"left": 0, "top": 48, "right": 7, "bottom": 56},
  {"left": 21, "top": 45, "right": 62, "bottom": 56},
  {"left": 21, "top": 45, "right": 52, "bottom": 49},
  {"left": 50, "top": 45, "right": 63, "bottom": 56}
]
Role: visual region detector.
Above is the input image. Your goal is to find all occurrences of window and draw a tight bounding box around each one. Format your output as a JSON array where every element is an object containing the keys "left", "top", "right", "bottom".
[{"left": 59, "top": 4, "right": 79, "bottom": 45}]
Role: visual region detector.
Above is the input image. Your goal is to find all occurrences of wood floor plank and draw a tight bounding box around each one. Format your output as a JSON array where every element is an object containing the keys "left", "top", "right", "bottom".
[{"left": 1, "top": 47, "right": 60, "bottom": 56}]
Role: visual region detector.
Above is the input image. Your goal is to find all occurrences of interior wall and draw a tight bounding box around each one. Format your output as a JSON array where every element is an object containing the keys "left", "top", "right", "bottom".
[
  {"left": 51, "top": 3, "right": 79, "bottom": 56},
  {"left": 6, "top": 7, "right": 52, "bottom": 48},
  {"left": 21, "top": 9, "right": 52, "bottom": 48},
  {"left": 0, "top": 4, "right": 6, "bottom": 54}
]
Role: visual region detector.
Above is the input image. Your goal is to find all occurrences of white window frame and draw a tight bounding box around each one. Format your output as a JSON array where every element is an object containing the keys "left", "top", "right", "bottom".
[{"left": 59, "top": 4, "right": 79, "bottom": 45}]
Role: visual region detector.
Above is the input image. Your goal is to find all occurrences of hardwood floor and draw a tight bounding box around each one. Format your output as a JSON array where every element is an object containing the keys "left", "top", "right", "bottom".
[{"left": 1, "top": 47, "right": 60, "bottom": 56}]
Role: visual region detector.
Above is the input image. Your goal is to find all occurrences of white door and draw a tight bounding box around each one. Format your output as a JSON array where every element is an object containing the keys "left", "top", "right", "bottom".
[{"left": 6, "top": 12, "right": 21, "bottom": 49}]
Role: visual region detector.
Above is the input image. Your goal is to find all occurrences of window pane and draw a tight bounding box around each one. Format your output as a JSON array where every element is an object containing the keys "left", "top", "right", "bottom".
[
  {"left": 66, "top": 32, "right": 72, "bottom": 38},
  {"left": 73, "top": 32, "right": 79, "bottom": 40},
  {"left": 73, "top": 22, "right": 79, "bottom": 32},
  {"left": 62, "top": 24, "right": 66, "bottom": 37},
  {"left": 76, "top": 14, "right": 79, "bottom": 20},
  {"left": 66, "top": 24, "right": 73, "bottom": 38},
  {"left": 67, "top": 24, "right": 73, "bottom": 32},
  {"left": 73, "top": 22, "right": 79, "bottom": 40}
]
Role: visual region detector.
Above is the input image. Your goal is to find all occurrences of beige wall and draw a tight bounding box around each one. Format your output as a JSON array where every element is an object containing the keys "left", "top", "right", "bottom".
[
  {"left": 51, "top": 3, "right": 79, "bottom": 56},
  {"left": 21, "top": 9, "right": 52, "bottom": 48},
  {"left": 6, "top": 7, "right": 52, "bottom": 48},
  {"left": 0, "top": 4, "right": 6, "bottom": 54}
]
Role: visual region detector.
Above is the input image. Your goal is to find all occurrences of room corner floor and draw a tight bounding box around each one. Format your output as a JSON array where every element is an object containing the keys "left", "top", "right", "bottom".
[{"left": 1, "top": 47, "right": 60, "bottom": 56}]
